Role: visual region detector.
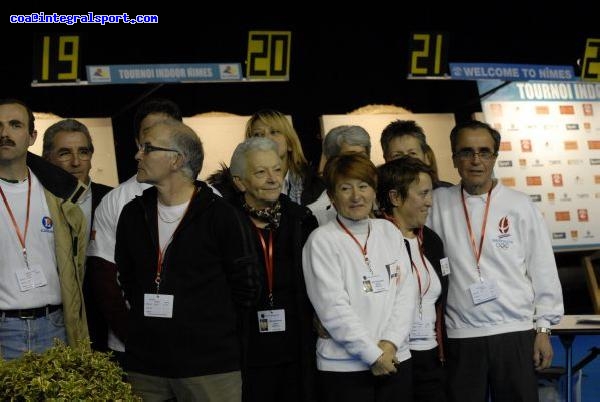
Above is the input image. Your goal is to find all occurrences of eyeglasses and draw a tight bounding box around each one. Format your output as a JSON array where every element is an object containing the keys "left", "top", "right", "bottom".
[
  {"left": 137, "top": 143, "right": 180, "bottom": 155},
  {"left": 453, "top": 149, "right": 497, "bottom": 161},
  {"left": 55, "top": 148, "right": 92, "bottom": 162}
]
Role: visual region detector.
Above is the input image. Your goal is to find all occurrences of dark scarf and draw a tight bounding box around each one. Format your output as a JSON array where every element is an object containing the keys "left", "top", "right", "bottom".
[{"left": 241, "top": 196, "right": 282, "bottom": 229}]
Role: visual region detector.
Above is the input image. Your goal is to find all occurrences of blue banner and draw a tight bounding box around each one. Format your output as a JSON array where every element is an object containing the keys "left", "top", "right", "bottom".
[
  {"left": 478, "top": 80, "right": 600, "bottom": 102},
  {"left": 450, "top": 63, "right": 575, "bottom": 81},
  {"left": 86, "top": 63, "right": 242, "bottom": 84}
]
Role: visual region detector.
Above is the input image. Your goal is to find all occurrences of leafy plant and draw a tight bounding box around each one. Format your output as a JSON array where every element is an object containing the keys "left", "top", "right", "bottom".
[{"left": 0, "top": 340, "right": 140, "bottom": 400}]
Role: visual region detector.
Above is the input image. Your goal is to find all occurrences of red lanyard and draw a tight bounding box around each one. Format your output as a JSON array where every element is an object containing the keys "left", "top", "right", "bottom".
[
  {"left": 410, "top": 235, "right": 431, "bottom": 319},
  {"left": 154, "top": 188, "right": 196, "bottom": 292},
  {"left": 336, "top": 216, "right": 372, "bottom": 273},
  {"left": 460, "top": 185, "right": 493, "bottom": 280},
  {"left": 411, "top": 236, "right": 431, "bottom": 298},
  {"left": 255, "top": 227, "right": 275, "bottom": 306},
  {"left": 0, "top": 170, "right": 32, "bottom": 267}
]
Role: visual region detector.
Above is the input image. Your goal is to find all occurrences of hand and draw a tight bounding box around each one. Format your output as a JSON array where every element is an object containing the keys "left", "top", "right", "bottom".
[
  {"left": 370, "top": 353, "right": 398, "bottom": 376},
  {"left": 313, "top": 315, "right": 331, "bottom": 339},
  {"left": 378, "top": 340, "right": 398, "bottom": 365},
  {"left": 533, "top": 332, "right": 553, "bottom": 370}
]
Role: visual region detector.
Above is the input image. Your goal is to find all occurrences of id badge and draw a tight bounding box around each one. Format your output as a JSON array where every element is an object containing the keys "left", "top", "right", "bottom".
[
  {"left": 469, "top": 279, "right": 498, "bottom": 305},
  {"left": 370, "top": 273, "right": 388, "bottom": 293},
  {"left": 16, "top": 269, "right": 34, "bottom": 292},
  {"left": 363, "top": 277, "right": 374, "bottom": 293},
  {"left": 257, "top": 309, "right": 286, "bottom": 332},
  {"left": 440, "top": 257, "right": 450, "bottom": 276},
  {"left": 144, "top": 293, "right": 174, "bottom": 318},
  {"left": 410, "top": 318, "right": 434, "bottom": 339}
]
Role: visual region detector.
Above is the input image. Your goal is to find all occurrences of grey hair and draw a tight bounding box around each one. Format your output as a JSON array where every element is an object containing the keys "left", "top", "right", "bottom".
[
  {"left": 323, "top": 125, "right": 371, "bottom": 159},
  {"left": 150, "top": 119, "right": 204, "bottom": 180},
  {"left": 42, "top": 119, "right": 93, "bottom": 158},
  {"left": 230, "top": 137, "right": 279, "bottom": 179}
]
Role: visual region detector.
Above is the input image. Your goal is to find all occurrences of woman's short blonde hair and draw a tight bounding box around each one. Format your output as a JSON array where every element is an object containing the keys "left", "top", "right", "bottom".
[{"left": 245, "top": 109, "right": 308, "bottom": 178}]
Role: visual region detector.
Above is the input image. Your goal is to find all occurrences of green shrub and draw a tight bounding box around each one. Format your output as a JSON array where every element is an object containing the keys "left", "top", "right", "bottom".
[{"left": 0, "top": 340, "right": 140, "bottom": 400}]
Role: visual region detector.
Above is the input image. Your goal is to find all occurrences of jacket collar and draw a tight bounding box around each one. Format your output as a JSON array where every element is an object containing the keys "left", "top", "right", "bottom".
[
  {"left": 26, "top": 152, "right": 85, "bottom": 203},
  {"left": 139, "top": 181, "right": 217, "bottom": 220}
]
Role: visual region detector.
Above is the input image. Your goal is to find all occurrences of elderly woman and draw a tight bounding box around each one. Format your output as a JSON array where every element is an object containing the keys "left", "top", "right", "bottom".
[
  {"left": 245, "top": 109, "right": 324, "bottom": 205},
  {"left": 224, "top": 137, "right": 318, "bottom": 402},
  {"left": 376, "top": 156, "right": 448, "bottom": 402},
  {"left": 302, "top": 153, "right": 416, "bottom": 402}
]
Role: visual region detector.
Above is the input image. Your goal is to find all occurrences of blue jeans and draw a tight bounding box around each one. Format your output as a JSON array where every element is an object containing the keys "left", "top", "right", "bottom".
[{"left": 0, "top": 309, "right": 66, "bottom": 360}]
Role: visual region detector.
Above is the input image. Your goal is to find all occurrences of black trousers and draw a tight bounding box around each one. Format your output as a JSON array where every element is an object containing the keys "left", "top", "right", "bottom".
[
  {"left": 316, "top": 359, "right": 413, "bottom": 402},
  {"left": 243, "top": 361, "right": 301, "bottom": 402},
  {"left": 446, "top": 330, "right": 539, "bottom": 402},
  {"left": 411, "top": 347, "right": 446, "bottom": 402}
]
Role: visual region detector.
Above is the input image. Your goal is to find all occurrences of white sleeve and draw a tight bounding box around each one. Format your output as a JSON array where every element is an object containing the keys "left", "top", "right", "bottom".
[
  {"left": 523, "top": 203, "right": 564, "bottom": 327},
  {"left": 302, "top": 231, "right": 382, "bottom": 365},
  {"left": 87, "top": 194, "right": 118, "bottom": 263}
]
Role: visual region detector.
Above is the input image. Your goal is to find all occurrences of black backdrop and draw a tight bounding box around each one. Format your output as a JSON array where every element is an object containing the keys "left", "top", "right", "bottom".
[{"left": 2, "top": 12, "right": 597, "bottom": 181}]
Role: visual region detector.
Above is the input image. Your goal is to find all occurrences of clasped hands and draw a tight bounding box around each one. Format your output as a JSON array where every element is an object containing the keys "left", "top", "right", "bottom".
[{"left": 371, "top": 340, "right": 398, "bottom": 376}]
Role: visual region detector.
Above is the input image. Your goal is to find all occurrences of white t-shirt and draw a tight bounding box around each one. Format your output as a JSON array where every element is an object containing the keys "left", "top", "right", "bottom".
[
  {"left": 405, "top": 237, "right": 441, "bottom": 351},
  {"left": 157, "top": 200, "right": 188, "bottom": 252},
  {"left": 0, "top": 172, "right": 61, "bottom": 309},
  {"left": 87, "top": 174, "right": 150, "bottom": 351},
  {"left": 88, "top": 175, "right": 150, "bottom": 263}
]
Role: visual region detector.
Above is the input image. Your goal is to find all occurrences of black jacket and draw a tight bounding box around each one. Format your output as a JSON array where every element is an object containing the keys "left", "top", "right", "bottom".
[
  {"left": 210, "top": 169, "right": 319, "bottom": 401},
  {"left": 300, "top": 167, "right": 326, "bottom": 206},
  {"left": 241, "top": 195, "right": 318, "bottom": 402},
  {"left": 26, "top": 152, "right": 84, "bottom": 201},
  {"left": 115, "top": 181, "right": 259, "bottom": 378}
]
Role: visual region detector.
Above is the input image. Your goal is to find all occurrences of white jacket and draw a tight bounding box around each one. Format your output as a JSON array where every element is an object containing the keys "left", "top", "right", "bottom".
[
  {"left": 428, "top": 183, "right": 564, "bottom": 338},
  {"left": 302, "top": 216, "right": 416, "bottom": 372}
]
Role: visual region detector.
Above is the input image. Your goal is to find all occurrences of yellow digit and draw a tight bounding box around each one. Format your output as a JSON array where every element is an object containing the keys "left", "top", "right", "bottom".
[
  {"left": 434, "top": 34, "right": 443, "bottom": 74},
  {"left": 411, "top": 34, "right": 430, "bottom": 75},
  {"left": 248, "top": 33, "right": 269, "bottom": 77},
  {"left": 42, "top": 36, "right": 50, "bottom": 81},
  {"left": 270, "top": 34, "right": 290, "bottom": 77},
  {"left": 57, "top": 36, "right": 79, "bottom": 80}
]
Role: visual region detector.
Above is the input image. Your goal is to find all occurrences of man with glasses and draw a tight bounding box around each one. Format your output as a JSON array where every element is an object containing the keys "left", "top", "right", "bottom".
[
  {"left": 427, "top": 120, "right": 564, "bottom": 402},
  {"left": 86, "top": 98, "right": 183, "bottom": 365},
  {"left": 43, "top": 118, "right": 112, "bottom": 352},
  {"left": 115, "top": 119, "right": 258, "bottom": 401}
]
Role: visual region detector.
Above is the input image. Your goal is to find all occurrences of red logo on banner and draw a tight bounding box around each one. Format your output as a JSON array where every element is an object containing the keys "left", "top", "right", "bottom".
[
  {"left": 521, "top": 139, "right": 532, "bottom": 152},
  {"left": 500, "top": 177, "right": 516, "bottom": 187},
  {"left": 588, "top": 141, "right": 600, "bottom": 150},
  {"left": 564, "top": 141, "right": 579, "bottom": 150},
  {"left": 559, "top": 105, "right": 575, "bottom": 114},
  {"left": 498, "top": 216, "right": 509, "bottom": 234}
]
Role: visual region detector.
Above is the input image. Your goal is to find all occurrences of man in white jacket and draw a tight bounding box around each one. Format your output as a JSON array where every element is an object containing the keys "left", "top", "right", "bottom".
[{"left": 428, "top": 120, "right": 563, "bottom": 402}]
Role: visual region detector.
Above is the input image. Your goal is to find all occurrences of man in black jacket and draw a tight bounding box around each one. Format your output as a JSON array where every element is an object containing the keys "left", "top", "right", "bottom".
[
  {"left": 115, "top": 119, "right": 258, "bottom": 401},
  {"left": 43, "top": 118, "right": 112, "bottom": 351}
]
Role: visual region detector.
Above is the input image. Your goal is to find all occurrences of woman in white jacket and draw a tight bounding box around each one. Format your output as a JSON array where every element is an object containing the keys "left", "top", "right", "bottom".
[{"left": 302, "top": 153, "right": 416, "bottom": 402}]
